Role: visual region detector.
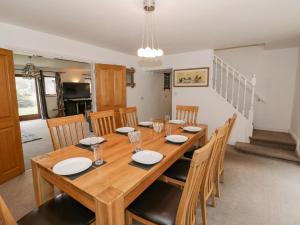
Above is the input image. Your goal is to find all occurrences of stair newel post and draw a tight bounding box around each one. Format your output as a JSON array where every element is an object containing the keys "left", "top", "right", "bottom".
[{"left": 249, "top": 74, "right": 257, "bottom": 125}]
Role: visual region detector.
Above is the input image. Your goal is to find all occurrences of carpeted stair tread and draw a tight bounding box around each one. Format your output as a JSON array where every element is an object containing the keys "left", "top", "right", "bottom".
[
  {"left": 235, "top": 142, "right": 300, "bottom": 163},
  {"left": 250, "top": 129, "right": 297, "bottom": 151}
]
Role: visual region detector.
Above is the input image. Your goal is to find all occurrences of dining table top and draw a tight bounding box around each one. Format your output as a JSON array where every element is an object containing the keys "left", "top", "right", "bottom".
[{"left": 31, "top": 123, "right": 208, "bottom": 224}]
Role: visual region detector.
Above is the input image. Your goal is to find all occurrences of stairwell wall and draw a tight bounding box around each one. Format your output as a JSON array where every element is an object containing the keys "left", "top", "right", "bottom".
[
  {"left": 215, "top": 46, "right": 298, "bottom": 132},
  {"left": 291, "top": 47, "right": 300, "bottom": 155}
]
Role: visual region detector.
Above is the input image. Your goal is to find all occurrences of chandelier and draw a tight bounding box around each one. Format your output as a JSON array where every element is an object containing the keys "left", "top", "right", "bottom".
[
  {"left": 22, "top": 56, "right": 39, "bottom": 78},
  {"left": 137, "top": 0, "right": 163, "bottom": 58}
]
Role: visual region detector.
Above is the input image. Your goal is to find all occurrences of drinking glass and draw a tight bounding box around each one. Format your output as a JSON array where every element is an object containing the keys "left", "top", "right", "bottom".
[
  {"left": 88, "top": 132, "right": 97, "bottom": 147},
  {"left": 153, "top": 122, "right": 164, "bottom": 133},
  {"left": 165, "top": 123, "right": 172, "bottom": 136},
  {"left": 165, "top": 115, "right": 170, "bottom": 123},
  {"left": 92, "top": 144, "right": 104, "bottom": 165},
  {"left": 128, "top": 131, "right": 142, "bottom": 153}
]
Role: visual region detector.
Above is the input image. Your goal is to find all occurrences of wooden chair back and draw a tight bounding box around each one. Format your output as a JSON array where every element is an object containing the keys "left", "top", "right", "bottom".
[
  {"left": 219, "top": 113, "right": 237, "bottom": 173},
  {"left": 175, "top": 135, "right": 216, "bottom": 225},
  {"left": 47, "top": 114, "right": 88, "bottom": 150},
  {"left": 119, "top": 107, "right": 138, "bottom": 127},
  {"left": 90, "top": 110, "right": 116, "bottom": 136},
  {"left": 202, "top": 123, "right": 229, "bottom": 200},
  {"left": 0, "top": 196, "right": 17, "bottom": 225},
  {"left": 176, "top": 105, "right": 199, "bottom": 124}
]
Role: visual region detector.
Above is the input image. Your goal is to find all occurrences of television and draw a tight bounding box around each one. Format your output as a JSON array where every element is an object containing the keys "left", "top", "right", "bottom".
[{"left": 63, "top": 82, "right": 91, "bottom": 99}]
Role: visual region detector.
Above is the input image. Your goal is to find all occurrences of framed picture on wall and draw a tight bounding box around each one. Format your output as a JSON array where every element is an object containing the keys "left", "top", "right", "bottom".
[{"left": 173, "top": 67, "right": 209, "bottom": 87}]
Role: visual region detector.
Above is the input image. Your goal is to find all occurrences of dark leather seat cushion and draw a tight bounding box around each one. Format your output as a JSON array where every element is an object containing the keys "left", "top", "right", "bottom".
[
  {"left": 184, "top": 150, "right": 194, "bottom": 159},
  {"left": 163, "top": 158, "right": 190, "bottom": 182},
  {"left": 184, "top": 145, "right": 198, "bottom": 159},
  {"left": 18, "top": 194, "right": 95, "bottom": 225},
  {"left": 128, "top": 180, "right": 182, "bottom": 225}
]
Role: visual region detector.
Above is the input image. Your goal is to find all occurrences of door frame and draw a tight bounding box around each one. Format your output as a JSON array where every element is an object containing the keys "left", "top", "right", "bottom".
[{"left": 15, "top": 74, "right": 41, "bottom": 121}]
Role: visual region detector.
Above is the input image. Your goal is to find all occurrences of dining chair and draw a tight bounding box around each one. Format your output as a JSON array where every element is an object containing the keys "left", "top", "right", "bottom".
[
  {"left": 162, "top": 123, "right": 229, "bottom": 225},
  {"left": 125, "top": 135, "right": 215, "bottom": 225},
  {"left": 119, "top": 107, "right": 138, "bottom": 127},
  {"left": 47, "top": 114, "right": 88, "bottom": 150},
  {"left": 176, "top": 105, "right": 199, "bottom": 124},
  {"left": 215, "top": 113, "right": 237, "bottom": 197},
  {"left": 0, "top": 194, "right": 95, "bottom": 225},
  {"left": 90, "top": 110, "right": 116, "bottom": 136}
]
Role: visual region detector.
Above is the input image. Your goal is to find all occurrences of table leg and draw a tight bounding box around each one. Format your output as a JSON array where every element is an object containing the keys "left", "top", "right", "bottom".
[
  {"left": 204, "top": 127, "right": 208, "bottom": 143},
  {"left": 95, "top": 187, "right": 125, "bottom": 225},
  {"left": 31, "top": 160, "right": 54, "bottom": 207}
]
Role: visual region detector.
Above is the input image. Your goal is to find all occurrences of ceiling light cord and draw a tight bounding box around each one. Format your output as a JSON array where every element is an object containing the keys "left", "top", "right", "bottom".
[{"left": 137, "top": 0, "right": 163, "bottom": 58}]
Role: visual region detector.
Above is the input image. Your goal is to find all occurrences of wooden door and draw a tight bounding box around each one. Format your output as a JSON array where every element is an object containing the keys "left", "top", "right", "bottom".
[
  {"left": 95, "top": 64, "right": 126, "bottom": 127},
  {"left": 0, "top": 48, "right": 24, "bottom": 184}
]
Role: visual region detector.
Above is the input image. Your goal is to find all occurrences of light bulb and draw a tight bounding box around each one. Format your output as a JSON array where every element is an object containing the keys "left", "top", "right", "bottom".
[
  {"left": 138, "top": 48, "right": 145, "bottom": 57},
  {"left": 157, "top": 49, "right": 163, "bottom": 57},
  {"left": 144, "top": 47, "right": 151, "bottom": 57}
]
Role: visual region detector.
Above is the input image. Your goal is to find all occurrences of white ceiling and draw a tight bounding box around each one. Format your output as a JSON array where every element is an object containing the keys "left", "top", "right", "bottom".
[{"left": 0, "top": 0, "right": 300, "bottom": 55}]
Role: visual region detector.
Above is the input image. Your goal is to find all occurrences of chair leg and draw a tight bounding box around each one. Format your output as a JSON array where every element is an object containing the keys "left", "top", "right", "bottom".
[
  {"left": 215, "top": 173, "right": 221, "bottom": 198},
  {"left": 125, "top": 210, "right": 133, "bottom": 225},
  {"left": 210, "top": 190, "right": 216, "bottom": 207},
  {"left": 220, "top": 170, "right": 225, "bottom": 183},
  {"left": 200, "top": 196, "right": 208, "bottom": 225}
]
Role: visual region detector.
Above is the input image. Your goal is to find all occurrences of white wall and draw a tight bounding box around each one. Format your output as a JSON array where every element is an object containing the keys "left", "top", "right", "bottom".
[
  {"left": 141, "top": 49, "right": 252, "bottom": 144},
  {"left": 291, "top": 47, "right": 300, "bottom": 155},
  {"left": 216, "top": 46, "right": 299, "bottom": 132}
]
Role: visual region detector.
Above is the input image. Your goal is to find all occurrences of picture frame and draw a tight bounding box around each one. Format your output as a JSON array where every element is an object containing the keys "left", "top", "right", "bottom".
[{"left": 173, "top": 67, "right": 209, "bottom": 87}]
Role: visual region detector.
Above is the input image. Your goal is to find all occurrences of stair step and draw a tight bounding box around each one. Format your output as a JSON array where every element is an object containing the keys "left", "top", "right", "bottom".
[
  {"left": 235, "top": 142, "right": 300, "bottom": 163},
  {"left": 249, "top": 129, "right": 297, "bottom": 151}
]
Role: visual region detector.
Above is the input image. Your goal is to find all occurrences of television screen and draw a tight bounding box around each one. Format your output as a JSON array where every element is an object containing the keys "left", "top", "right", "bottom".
[{"left": 63, "top": 82, "right": 91, "bottom": 99}]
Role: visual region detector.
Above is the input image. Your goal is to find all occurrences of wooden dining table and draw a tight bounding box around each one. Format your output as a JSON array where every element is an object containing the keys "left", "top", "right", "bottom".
[{"left": 31, "top": 124, "right": 208, "bottom": 225}]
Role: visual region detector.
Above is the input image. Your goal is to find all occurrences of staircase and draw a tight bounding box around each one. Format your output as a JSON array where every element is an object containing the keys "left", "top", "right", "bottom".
[
  {"left": 235, "top": 129, "right": 300, "bottom": 163},
  {"left": 212, "top": 55, "right": 256, "bottom": 142}
]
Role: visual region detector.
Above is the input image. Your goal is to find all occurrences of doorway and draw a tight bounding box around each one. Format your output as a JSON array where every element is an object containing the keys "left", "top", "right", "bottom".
[
  {"left": 14, "top": 53, "right": 92, "bottom": 170},
  {"left": 149, "top": 69, "right": 172, "bottom": 119}
]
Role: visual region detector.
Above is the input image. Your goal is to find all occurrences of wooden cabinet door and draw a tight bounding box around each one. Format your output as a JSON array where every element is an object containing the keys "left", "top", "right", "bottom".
[
  {"left": 95, "top": 64, "right": 126, "bottom": 126},
  {"left": 0, "top": 48, "right": 24, "bottom": 184}
]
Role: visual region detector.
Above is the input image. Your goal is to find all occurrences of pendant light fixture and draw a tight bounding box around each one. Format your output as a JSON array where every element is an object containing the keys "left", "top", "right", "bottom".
[
  {"left": 137, "top": 0, "right": 163, "bottom": 58},
  {"left": 22, "top": 56, "right": 39, "bottom": 78}
]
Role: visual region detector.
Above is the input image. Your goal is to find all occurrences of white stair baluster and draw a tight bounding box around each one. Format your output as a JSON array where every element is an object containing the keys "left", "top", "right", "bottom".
[
  {"left": 231, "top": 69, "right": 235, "bottom": 105},
  {"left": 225, "top": 64, "right": 229, "bottom": 101},
  {"left": 242, "top": 78, "right": 247, "bottom": 116},
  {"left": 237, "top": 73, "right": 241, "bottom": 110}
]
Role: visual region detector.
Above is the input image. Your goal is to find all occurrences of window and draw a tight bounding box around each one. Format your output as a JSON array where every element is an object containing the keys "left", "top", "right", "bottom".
[
  {"left": 44, "top": 77, "right": 56, "bottom": 95},
  {"left": 16, "top": 76, "right": 39, "bottom": 117}
]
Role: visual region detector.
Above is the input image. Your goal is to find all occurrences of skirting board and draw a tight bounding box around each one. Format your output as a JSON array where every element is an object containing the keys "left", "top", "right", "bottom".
[
  {"left": 254, "top": 126, "right": 289, "bottom": 133},
  {"left": 289, "top": 130, "right": 300, "bottom": 157}
]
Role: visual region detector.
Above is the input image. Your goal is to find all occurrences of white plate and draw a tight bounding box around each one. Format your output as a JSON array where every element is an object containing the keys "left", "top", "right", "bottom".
[
  {"left": 166, "top": 135, "right": 188, "bottom": 143},
  {"left": 183, "top": 126, "right": 202, "bottom": 133},
  {"left": 79, "top": 137, "right": 105, "bottom": 145},
  {"left": 138, "top": 121, "right": 153, "bottom": 127},
  {"left": 132, "top": 150, "right": 163, "bottom": 165},
  {"left": 53, "top": 157, "right": 92, "bottom": 176},
  {"left": 169, "top": 119, "right": 185, "bottom": 124},
  {"left": 116, "top": 127, "right": 135, "bottom": 133}
]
